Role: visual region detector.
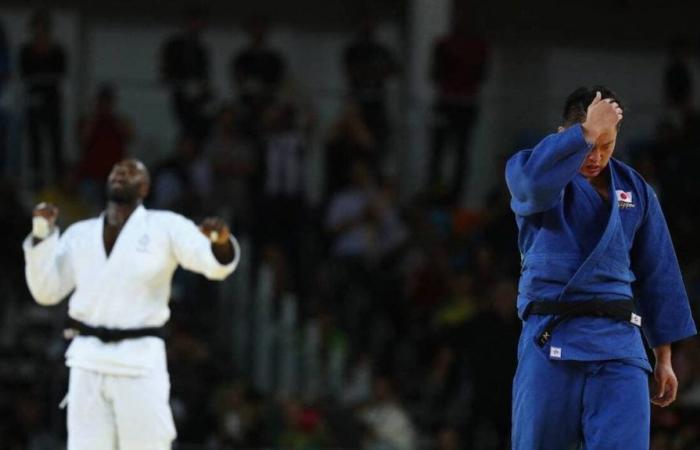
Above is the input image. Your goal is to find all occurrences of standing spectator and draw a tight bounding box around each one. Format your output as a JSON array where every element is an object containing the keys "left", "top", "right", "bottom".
[
  {"left": 231, "top": 17, "right": 287, "bottom": 139},
  {"left": 160, "top": 7, "right": 212, "bottom": 140},
  {"left": 20, "top": 9, "right": 67, "bottom": 188},
  {"left": 0, "top": 20, "right": 10, "bottom": 172},
  {"left": 324, "top": 101, "right": 377, "bottom": 200},
  {"left": 428, "top": 11, "right": 488, "bottom": 202},
  {"left": 257, "top": 103, "right": 306, "bottom": 291},
  {"left": 342, "top": 15, "right": 398, "bottom": 155},
  {"left": 77, "top": 84, "right": 133, "bottom": 206},
  {"left": 664, "top": 37, "right": 694, "bottom": 111},
  {"left": 203, "top": 104, "right": 258, "bottom": 233},
  {"left": 150, "top": 134, "right": 212, "bottom": 216}
]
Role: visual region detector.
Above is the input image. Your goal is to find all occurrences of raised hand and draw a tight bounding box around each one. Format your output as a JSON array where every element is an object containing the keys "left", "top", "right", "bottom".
[
  {"left": 198, "top": 217, "right": 231, "bottom": 246},
  {"left": 32, "top": 202, "right": 59, "bottom": 240},
  {"left": 582, "top": 91, "right": 623, "bottom": 142}
]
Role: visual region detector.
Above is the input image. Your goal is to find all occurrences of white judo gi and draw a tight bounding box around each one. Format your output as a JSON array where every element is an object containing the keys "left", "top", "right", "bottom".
[{"left": 23, "top": 205, "right": 240, "bottom": 450}]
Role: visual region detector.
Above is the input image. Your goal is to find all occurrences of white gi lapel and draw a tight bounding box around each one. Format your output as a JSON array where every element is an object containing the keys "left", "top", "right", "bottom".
[{"left": 103, "top": 206, "right": 147, "bottom": 263}]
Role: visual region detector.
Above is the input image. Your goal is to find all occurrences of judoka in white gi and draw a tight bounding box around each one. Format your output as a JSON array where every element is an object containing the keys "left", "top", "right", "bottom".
[
  {"left": 24, "top": 159, "right": 240, "bottom": 450},
  {"left": 506, "top": 87, "right": 697, "bottom": 449}
]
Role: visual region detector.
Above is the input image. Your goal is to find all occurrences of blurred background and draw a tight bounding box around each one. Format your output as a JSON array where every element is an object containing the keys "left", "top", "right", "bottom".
[{"left": 1, "top": 0, "right": 700, "bottom": 448}]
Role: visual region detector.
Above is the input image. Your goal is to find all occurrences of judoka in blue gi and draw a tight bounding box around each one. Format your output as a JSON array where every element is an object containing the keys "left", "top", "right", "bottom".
[{"left": 505, "top": 86, "right": 697, "bottom": 449}]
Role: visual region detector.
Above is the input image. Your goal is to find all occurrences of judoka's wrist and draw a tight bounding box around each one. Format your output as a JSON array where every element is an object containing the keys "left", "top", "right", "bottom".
[
  {"left": 580, "top": 122, "right": 600, "bottom": 145},
  {"left": 653, "top": 344, "right": 672, "bottom": 365}
]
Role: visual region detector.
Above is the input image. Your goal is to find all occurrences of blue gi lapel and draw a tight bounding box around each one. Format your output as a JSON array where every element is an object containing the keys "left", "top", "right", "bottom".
[{"left": 558, "top": 166, "right": 620, "bottom": 300}]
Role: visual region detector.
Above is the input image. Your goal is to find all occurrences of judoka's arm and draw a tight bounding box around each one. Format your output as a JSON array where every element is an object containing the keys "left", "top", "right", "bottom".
[
  {"left": 631, "top": 189, "right": 696, "bottom": 406},
  {"left": 631, "top": 189, "right": 696, "bottom": 347},
  {"left": 505, "top": 126, "right": 591, "bottom": 215},
  {"left": 168, "top": 213, "right": 240, "bottom": 280},
  {"left": 505, "top": 92, "right": 620, "bottom": 216},
  {"left": 651, "top": 344, "right": 677, "bottom": 407},
  {"left": 23, "top": 204, "right": 75, "bottom": 305}
]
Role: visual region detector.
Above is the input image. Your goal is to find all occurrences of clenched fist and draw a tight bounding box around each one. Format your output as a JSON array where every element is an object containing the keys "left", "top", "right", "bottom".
[
  {"left": 32, "top": 202, "right": 59, "bottom": 240},
  {"left": 198, "top": 217, "right": 231, "bottom": 246},
  {"left": 582, "top": 91, "right": 623, "bottom": 143}
]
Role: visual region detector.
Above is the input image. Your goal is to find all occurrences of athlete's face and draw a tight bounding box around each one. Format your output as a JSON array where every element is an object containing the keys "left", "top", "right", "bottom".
[
  {"left": 106, "top": 159, "right": 150, "bottom": 204},
  {"left": 579, "top": 129, "right": 617, "bottom": 179}
]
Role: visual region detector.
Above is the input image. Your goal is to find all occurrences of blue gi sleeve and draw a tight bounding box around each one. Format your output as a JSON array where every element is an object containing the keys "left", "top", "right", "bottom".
[
  {"left": 505, "top": 124, "right": 592, "bottom": 216},
  {"left": 631, "top": 187, "right": 697, "bottom": 348}
]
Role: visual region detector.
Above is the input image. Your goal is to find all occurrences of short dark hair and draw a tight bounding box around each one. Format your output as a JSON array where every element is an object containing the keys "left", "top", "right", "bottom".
[{"left": 562, "top": 85, "right": 624, "bottom": 127}]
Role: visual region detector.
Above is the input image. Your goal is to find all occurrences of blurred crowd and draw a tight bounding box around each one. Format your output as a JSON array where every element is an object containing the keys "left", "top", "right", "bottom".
[{"left": 0, "top": 7, "right": 699, "bottom": 450}]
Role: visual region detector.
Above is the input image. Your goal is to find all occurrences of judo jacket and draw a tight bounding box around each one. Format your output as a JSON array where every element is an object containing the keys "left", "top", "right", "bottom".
[
  {"left": 505, "top": 124, "right": 696, "bottom": 365},
  {"left": 24, "top": 205, "right": 240, "bottom": 375}
]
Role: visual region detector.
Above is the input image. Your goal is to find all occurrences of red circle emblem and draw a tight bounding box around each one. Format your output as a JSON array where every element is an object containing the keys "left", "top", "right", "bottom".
[{"left": 620, "top": 193, "right": 628, "bottom": 200}]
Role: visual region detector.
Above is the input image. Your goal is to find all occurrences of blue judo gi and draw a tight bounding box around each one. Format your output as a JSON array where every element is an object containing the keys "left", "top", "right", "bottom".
[{"left": 505, "top": 124, "right": 697, "bottom": 450}]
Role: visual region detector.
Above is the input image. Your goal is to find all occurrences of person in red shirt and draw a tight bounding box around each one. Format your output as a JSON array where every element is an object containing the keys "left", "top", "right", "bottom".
[
  {"left": 77, "top": 84, "right": 133, "bottom": 205},
  {"left": 428, "top": 12, "right": 489, "bottom": 203}
]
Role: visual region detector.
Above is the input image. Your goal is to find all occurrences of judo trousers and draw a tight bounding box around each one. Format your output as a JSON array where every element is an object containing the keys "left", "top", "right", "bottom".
[
  {"left": 512, "top": 340, "right": 650, "bottom": 450},
  {"left": 67, "top": 365, "right": 176, "bottom": 450}
]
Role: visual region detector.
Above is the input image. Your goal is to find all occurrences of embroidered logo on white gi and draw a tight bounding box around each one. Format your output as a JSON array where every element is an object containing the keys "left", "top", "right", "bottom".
[
  {"left": 630, "top": 313, "right": 642, "bottom": 326},
  {"left": 549, "top": 346, "right": 562, "bottom": 359},
  {"left": 616, "top": 190, "right": 635, "bottom": 209},
  {"left": 136, "top": 234, "right": 150, "bottom": 253}
]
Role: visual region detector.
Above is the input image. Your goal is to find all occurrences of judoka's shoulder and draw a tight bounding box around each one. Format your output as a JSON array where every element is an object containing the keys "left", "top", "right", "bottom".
[
  {"left": 144, "top": 208, "right": 194, "bottom": 227},
  {"left": 62, "top": 216, "right": 100, "bottom": 237},
  {"left": 505, "top": 149, "right": 533, "bottom": 170},
  {"left": 612, "top": 158, "right": 655, "bottom": 191}
]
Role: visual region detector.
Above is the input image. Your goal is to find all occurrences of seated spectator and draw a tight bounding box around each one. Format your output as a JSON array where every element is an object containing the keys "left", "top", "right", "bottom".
[
  {"left": 358, "top": 375, "right": 416, "bottom": 450},
  {"left": 325, "top": 161, "right": 407, "bottom": 261}
]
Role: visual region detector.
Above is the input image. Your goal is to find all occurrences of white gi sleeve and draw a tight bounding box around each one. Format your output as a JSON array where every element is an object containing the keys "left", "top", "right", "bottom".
[
  {"left": 167, "top": 213, "right": 240, "bottom": 280},
  {"left": 23, "top": 229, "right": 76, "bottom": 306}
]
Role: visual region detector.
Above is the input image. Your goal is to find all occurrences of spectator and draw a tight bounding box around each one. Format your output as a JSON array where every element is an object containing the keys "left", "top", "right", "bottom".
[
  {"left": 150, "top": 134, "right": 212, "bottom": 215},
  {"left": 343, "top": 15, "right": 398, "bottom": 153},
  {"left": 160, "top": 6, "right": 212, "bottom": 140},
  {"left": 20, "top": 9, "right": 67, "bottom": 188},
  {"left": 460, "top": 278, "right": 518, "bottom": 449},
  {"left": 428, "top": 10, "right": 488, "bottom": 202},
  {"left": 256, "top": 103, "right": 308, "bottom": 291},
  {"left": 358, "top": 376, "right": 416, "bottom": 450},
  {"left": 77, "top": 84, "right": 133, "bottom": 206},
  {"left": 203, "top": 104, "right": 258, "bottom": 232},
  {"left": 415, "top": 346, "right": 469, "bottom": 433},
  {"left": 0, "top": 20, "right": 9, "bottom": 172},
  {"left": 231, "top": 17, "right": 287, "bottom": 139},
  {"left": 324, "top": 101, "right": 378, "bottom": 200},
  {"left": 325, "top": 161, "right": 406, "bottom": 261},
  {"left": 664, "top": 37, "right": 694, "bottom": 111}
]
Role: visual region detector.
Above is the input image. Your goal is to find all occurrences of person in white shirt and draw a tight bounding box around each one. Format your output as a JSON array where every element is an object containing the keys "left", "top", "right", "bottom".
[{"left": 24, "top": 158, "right": 240, "bottom": 450}]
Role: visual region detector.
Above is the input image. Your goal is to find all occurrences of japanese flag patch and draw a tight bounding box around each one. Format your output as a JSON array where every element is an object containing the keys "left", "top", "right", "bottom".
[{"left": 615, "top": 190, "right": 635, "bottom": 208}]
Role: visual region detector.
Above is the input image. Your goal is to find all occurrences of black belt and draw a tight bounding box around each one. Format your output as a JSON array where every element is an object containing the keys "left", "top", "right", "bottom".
[
  {"left": 523, "top": 299, "right": 641, "bottom": 347},
  {"left": 63, "top": 318, "right": 165, "bottom": 343}
]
